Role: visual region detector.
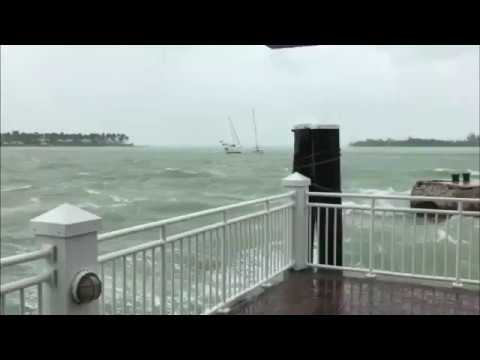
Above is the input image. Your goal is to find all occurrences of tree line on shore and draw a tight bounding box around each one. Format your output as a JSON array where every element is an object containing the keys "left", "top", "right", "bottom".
[
  {"left": 0, "top": 132, "right": 133, "bottom": 146},
  {"left": 351, "top": 133, "right": 480, "bottom": 147}
]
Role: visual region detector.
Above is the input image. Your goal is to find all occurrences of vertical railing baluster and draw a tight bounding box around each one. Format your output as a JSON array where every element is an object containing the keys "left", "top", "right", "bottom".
[
  {"left": 202, "top": 233, "right": 207, "bottom": 312},
  {"left": 412, "top": 212, "right": 417, "bottom": 274},
  {"left": 433, "top": 214, "right": 438, "bottom": 276},
  {"left": 188, "top": 236, "right": 192, "bottom": 315},
  {"left": 180, "top": 238, "right": 184, "bottom": 315},
  {"left": 469, "top": 218, "right": 474, "bottom": 280},
  {"left": 216, "top": 229, "right": 220, "bottom": 305},
  {"left": 133, "top": 253, "right": 137, "bottom": 315},
  {"left": 255, "top": 217, "right": 259, "bottom": 283},
  {"left": 20, "top": 288, "right": 25, "bottom": 315},
  {"left": 123, "top": 256, "right": 127, "bottom": 315},
  {"left": 273, "top": 211, "right": 277, "bottom": 272},
  {"left": 112, "top": 259, "right": 117, "bottom": 315},
  {"left": 316, "top": 208, "right": 321, "bottom": 265},
  {"left": 333, "top": 208, "right": 338, "bottom": 266},
  {"left": 454, "top": 202, "right": 463, "bottom": 287},
  {"left": 161, "top": 227, "right": 167, "bottom": 315},
  {"left": 423, "top": 214, "right": 427, "bottom": 275},
  {"left": 254, "top": 217, "right": 258, "bottom": 283},
  {"left": 0, "top": 294, "right": 5, "bottom": 315},
  {"left": 171, "top": 242, "right": 175, "bottom": 315},
  {"left": 360, "top": 209, "right": 364, "bottom": 267},
  {"left": 37, "top": 283, "right": 43, "bottom": 315},
  {"left": 283, "top": 208, "right": 287, "bottom": 268},
  {"left": 209, "top": 231, "right": 213, "bottom": 309},
  {"left": 325, "top": 207, "right": 329, "bottom": 265},
  {"left": 246, "top": 219, "right": 250, "bottom": 286},
  {"left": 402, "top": 213, "right": 406, "bottom": 273},
  {"left": 151, "top": 248, "right": 156, "bottom": 314},
  {"left": 228, "top": 224, "right": 233, "bottom": 299},
  {"left": 246, "top": 219, "right": 251, "bottom": 287},
  {"left": 381, "top": 210, "right": 385, "bottom": 270},
  {"left": 232, "top": 224, "right": 237, "bottom": 293},
  {"left": 194, "top": 234, "right": 199, "bottom": 314},
  {"left": 275, "top": 210, "right": 280, "bottom": 271},
  {"left": 445, "top": 215, "right": 449, "bottom": 277},
  {"left": 278, "top": 210, "right": 281, "bottom": 270},
  {"left": 101, "top": 263, "right": 105, "bottom": 314},
  {"left": 259, "top": 216, "right": 263, "bottom": 281},
  {"left": 367, "top": 199, "right": 375, "bottom": 276},
  {"left": 391, "top": 213, "right": 395, "bottom": 272},
  {"left": 222, "top": 211, "right": 227, "bottom": 303},
  {"left": 307, "top": 206, "right": 312, "bottom": 264},
  {"left": 264, "top": 200, "right": 270, "bottom": 279},
  {"left": 142, "top": 251, "right": 146, "bottom": 315}
]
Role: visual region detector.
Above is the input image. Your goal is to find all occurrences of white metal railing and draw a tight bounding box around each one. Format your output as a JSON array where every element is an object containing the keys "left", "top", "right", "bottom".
[
  {"left": 97, "top": 192, "right": 295, "bottom": 315},
  {"left": 0, "top": 246, "right": 55, "bottom": 315},
  {"left": 3, "top": 171, "right": 477, "bottom": 315},
  {"left": 307, "top": 192, "right": 480, "bottom": 287}
]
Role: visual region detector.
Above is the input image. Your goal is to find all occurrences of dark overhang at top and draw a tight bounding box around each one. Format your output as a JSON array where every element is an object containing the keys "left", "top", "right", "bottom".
[{"left": 266, "top": 45, "right": 316, "bottom": 49}]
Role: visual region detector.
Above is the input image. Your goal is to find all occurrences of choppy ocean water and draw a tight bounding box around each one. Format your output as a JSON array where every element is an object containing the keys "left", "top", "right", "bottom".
[
  {"left": 1, "top": 146, "right": 479, "bottom": 314},
  {"left": 1, "top": 146, "right": 479, "bottom": 257}
]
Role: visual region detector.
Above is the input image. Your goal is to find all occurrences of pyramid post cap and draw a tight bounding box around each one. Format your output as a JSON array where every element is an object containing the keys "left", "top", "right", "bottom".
[
  {"left": 282, "top": 172, "right": 311, "bottom": 187},
  {"left": 30, "top": 203, "right": 101, "bottom": 238}
]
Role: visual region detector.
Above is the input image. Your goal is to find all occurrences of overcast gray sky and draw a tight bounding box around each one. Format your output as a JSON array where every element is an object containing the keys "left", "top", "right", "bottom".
[{"left": 1, "top": 45, "right": 478, "bottom": 147}]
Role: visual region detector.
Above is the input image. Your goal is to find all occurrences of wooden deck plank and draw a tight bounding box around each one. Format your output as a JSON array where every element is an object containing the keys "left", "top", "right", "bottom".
[{"left": 224, "top": 269, "right": 480, "bottom": 315}]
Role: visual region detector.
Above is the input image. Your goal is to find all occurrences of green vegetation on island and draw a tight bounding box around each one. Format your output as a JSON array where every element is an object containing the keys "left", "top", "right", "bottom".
[
  {"left": 0, "top": 132, "right": 134, "bottom": 147},
  {"left": 351, "top": 133, "right": 480, "bottom": 147}
]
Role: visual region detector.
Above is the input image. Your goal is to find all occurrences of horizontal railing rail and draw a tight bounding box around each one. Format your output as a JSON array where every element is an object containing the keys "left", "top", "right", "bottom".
[
  {"left": 307, "top": 191, "right": 480, "bottom": 287},
  {"left": 97, "top": 193, "right": 295, "bottom": 315},
  {"left": 98, "top": 192, "right": 295, "bottom": 242},
  {"left": 307, "top": 191, "right": 480, "bottom": 204},
  {"left": 0, "top": 246, "right": 55, "bottom": 315},
  {"left": 1, "top": 246, "right": 55, "bottom": 268}
]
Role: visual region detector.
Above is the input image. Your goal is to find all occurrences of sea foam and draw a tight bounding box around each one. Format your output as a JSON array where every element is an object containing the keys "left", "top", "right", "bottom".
[{"left": 1, "top": 185, "right": 33, "bottom": 193}]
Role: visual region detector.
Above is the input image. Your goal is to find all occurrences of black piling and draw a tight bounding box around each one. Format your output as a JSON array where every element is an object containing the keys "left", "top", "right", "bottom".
[{"left": 292, "top": 125, "right": 343, "bottom": 266}]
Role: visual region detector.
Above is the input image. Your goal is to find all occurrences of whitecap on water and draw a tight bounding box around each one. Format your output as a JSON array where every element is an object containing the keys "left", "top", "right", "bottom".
[
  {"left": 77, "top": 202, "right": 101, "bottom": 210},
  {"left": 85, "top": 189, "right": 101, "bottom": 195},
  {"left": 433, "top": 168, "right": 456, "bottom": 173},
  {"left": 110, "top": 195, "right": 130, "bottom": 203},
  {"left": 1, "top": 185, "right": 33, "bottom": 193}
]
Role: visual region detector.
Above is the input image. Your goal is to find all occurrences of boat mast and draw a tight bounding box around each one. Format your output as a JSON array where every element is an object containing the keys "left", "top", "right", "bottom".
[
  {"left": 229, "top": 117, "right": 241, "bottom": 147},
  {"left": 252, "top": 108, "right": 259, "bottom": 151}
]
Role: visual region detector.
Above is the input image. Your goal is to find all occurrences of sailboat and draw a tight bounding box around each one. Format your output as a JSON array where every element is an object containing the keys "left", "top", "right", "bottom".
[
  {"left": 220, "top": 118, "right": 242, "bottom": 154},
  {"left": 252, "top": 109, "right": 264, "bottom": 154}
]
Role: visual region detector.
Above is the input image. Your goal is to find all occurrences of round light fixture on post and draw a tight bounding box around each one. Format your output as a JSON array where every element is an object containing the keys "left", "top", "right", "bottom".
[{"left": 71, "top": 270, "right": 102, "bottom": 305}]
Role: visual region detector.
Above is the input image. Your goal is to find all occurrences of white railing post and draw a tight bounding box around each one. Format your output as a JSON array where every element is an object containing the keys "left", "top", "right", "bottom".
[
  {"left": 366, "top": 198, "right": 377, "bottom": 278},
  {"left": 222, "top": 210, "right": 227, "bottom": 303},
  {"left": 282, "top": 173, "right": 311, "bottom": 270},
  {"left": 453, "top": 201, "right": 464, "bottom": 288},
  {"left": 30, "top": 203, "right": 102, "bottom": 315}
]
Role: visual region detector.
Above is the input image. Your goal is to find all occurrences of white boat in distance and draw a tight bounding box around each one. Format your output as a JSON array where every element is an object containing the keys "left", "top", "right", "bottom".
[{"left": 220, "top": 118, "right": 242, "bottom": 154}]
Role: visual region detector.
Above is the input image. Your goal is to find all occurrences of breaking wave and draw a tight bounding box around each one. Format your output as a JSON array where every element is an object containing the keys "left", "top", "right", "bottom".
[
  {"left": 433, "top": 168, "right": 479, "bottom": 177},
  {"left": 163, "top": 168, "right": 227, "bottom": 178},
  {"left": 85, "top": 189, "right": 102, "bottom": 195},
  {"left": 1, "top": 185, "right": 33, "bottom": 193}
]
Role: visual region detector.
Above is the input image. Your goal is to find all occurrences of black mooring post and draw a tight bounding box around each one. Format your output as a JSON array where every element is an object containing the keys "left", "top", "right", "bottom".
[{"left": 292, "top": 125, "right": 343, "bottom": 266}]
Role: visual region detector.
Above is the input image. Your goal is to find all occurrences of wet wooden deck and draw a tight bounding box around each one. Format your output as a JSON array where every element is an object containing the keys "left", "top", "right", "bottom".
[{"left": 224, "top": 269, "right": 480, "bottom": 315}]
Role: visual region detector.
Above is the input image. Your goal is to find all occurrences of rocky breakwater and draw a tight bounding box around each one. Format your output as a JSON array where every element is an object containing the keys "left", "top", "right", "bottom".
[{"left": 410, "top": 180, "right": 480, "bottom": 213}]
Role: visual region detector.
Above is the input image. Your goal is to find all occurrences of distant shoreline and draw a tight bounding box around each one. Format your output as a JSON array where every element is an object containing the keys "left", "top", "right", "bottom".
[
  {"left": 0, "top": 144, "right": 134, "bottom": 147},
  {"left": 351, "top": 144, "right": 479, "bottom": 147},
  {"left": 351, "top": 134, "right": 479, "bottom": 147}
]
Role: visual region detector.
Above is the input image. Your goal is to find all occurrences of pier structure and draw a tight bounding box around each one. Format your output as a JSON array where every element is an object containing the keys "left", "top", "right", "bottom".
[{"left": 1, "top": 126, "right": 479, "bottom": 315}]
